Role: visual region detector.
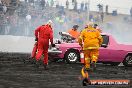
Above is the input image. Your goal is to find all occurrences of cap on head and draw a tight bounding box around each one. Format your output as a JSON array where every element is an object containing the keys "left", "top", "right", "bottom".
[
  {"left": 73, "top": 24, "right": 79, "bottom": 29},
  {"left": 47, "top": 20, "right": 53, "bottom": 25},
  {"left": 94, "top": 24, "right": 98, "bottom": 27},
  {"left": 93, "top": 24, "right": 98, "bottom": 28},
  {"left": 85, "top": 25, "right": 88, "bottom": 28},
  {"left": 87, "top": 22, "right": 94, "bottom": 27}
]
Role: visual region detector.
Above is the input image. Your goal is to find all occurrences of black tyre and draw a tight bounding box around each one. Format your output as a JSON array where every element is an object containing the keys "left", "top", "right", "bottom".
[
  {"left": 123, "top": 54, "right": 132, "bottom": 67},
  {"left": 102, "top": 62, "right": 120, "bottom": 66},
  {"left": 65, "top": 49, "right": 80, "bottom": 64},
  {"left": 110, "top": 62, "right": 120, "bottom": 66}
]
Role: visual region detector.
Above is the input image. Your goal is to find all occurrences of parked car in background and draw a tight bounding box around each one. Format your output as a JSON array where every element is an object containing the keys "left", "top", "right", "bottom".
[{"left": 51, "top": 32, "right": 132, "bottom": 67}]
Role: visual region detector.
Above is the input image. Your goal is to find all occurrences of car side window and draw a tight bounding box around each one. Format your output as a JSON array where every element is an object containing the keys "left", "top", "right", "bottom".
[{"left": 101, "top": 35, "right": 109, "bottom": 46}]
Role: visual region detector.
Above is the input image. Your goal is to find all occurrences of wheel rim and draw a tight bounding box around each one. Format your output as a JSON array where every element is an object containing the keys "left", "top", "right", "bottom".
[
  {"left": 126, "top": 55, "right": 132, "bottom": 65},
  {"left": 68, "top": 52, "right": 78, "bottom": 62}
]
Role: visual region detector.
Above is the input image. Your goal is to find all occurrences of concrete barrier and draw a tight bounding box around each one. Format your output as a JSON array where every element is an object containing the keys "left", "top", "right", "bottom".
[{"left": 0, "top": 35, "right": 35, "bottom": 53}]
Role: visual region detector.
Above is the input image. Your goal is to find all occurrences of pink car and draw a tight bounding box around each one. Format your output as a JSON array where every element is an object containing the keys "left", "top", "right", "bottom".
[{"left": 51, "top": 32, "right": 132, "bottom": 67}]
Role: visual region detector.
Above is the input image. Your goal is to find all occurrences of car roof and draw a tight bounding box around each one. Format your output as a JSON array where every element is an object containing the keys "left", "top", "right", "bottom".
[{"left": 101, "top": 32, "right": 111, "bottom": 36}]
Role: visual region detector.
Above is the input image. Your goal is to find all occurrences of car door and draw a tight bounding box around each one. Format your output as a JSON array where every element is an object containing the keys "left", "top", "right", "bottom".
[{"left": 98, "top": 35, "right": 111, "bottom": 61}]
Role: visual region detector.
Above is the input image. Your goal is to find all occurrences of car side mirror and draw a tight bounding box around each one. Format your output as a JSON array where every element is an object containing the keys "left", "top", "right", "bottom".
[{"left": 101, "top": 44, "right": 107, "bottom": 48}]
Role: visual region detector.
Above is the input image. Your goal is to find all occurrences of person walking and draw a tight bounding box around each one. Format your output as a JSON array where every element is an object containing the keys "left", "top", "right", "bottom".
[
  {"left": 35, "top": 20, "right": 54, "bottom": 70},
  {"left": 78, "top": 22, "right": 103, "bottom": 71}
]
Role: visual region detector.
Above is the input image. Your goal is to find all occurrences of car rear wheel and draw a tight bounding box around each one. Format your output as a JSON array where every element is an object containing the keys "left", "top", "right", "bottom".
[
  {"left": 102, "top": 62, "right": 120, "bottom": 66},
  {"left": 123, "top": 55, "right": 132, "bottom": 67},
  {"left": 65, "top": 50, "right": 80, "bottom": 64}
]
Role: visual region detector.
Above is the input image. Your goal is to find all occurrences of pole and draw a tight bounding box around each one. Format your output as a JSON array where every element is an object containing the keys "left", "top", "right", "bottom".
[{"left": 87, "top": 0, "right": 90, "bottom": 21}]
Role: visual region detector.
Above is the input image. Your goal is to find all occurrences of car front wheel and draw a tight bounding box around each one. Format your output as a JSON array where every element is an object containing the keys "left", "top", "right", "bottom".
[
  {"left": 123, "top": 55, "right": 132, "bottom": 67},
  {"left": 65, "top": 50, "right": 80, "bottom": 64}
]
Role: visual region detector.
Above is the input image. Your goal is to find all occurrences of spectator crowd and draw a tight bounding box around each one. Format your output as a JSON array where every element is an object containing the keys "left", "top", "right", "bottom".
[{"left": 0, "top": 0, "right": 132, "bottom": 39}]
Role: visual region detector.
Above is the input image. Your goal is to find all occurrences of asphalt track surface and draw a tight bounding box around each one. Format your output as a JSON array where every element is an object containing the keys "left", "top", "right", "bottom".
[{"left": 0, "top": 53, "right": 131, "bottom": 88}]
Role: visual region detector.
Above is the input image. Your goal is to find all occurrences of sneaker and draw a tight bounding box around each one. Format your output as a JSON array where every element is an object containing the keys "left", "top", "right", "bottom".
[
  {"left": 82, "top": 78, "right": 91, "bottom": 86},
  {"left": 31, "top": 59, "right": 37, "bottom": 64},
  {"left": 87, "top": 78, "right": 91, "bottom": 85},
  {"left": 91, "top": 61, "right": 96, "bottom": 71},
  {"left": 43, "top": 64, "right": 49, "bottom": 70},
  {"left": 35, "top": 60, "right": 41, "bottom": 68}
]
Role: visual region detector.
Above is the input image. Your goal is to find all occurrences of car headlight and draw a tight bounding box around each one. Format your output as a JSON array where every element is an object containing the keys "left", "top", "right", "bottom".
[{"left": 51, "top": 45, "right": 60, "bottom": 51}]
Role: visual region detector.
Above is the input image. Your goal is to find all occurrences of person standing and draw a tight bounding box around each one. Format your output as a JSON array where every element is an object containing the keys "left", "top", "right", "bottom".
[
  {"left": 68, "top": 24, "right": 80, "bottom": 39},
  {"left": 78, "top": 22, "right": 103, "bottom": 71},
  {"left": 81, "top": 1, "right": 84, "bottom": 12},
  {"left": 130, "top": 7, "right": 132, "bottom": 17},
  {"left": 74, "top": 0, "right": 77, "bottom": 12},
  {"left": 105, "top": 5, "right": 109, "bottom": 15},
  {"left": 93, "top": 24, "right": 102, "bottom": 33},
  {"left": 25, "top": 14, "right": 31, "bottom": 36},
  {"left": 66, "top": 0, "right": 69, "bottom": 9},
  {"left": 100, "top": 12, "right": 104, "bottom": 22},
  {"left": 35, "top": 20, "right": 54, "bottom": 70},
  {"left": 50, "top": 0, "right": 54, "bottom": 7},
  {"left": 40, "top": 0, "right": 45, "bottom": 10},
  {"left": 84, "top": 2, "right": 88, "bottom": 12}
]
